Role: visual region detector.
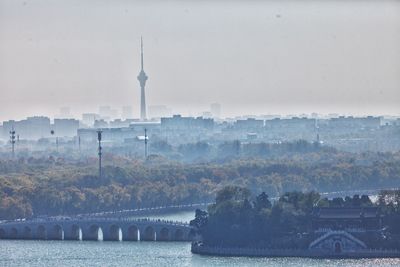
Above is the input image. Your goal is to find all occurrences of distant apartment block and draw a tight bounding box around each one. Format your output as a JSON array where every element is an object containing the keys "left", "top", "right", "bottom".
[
  {"left": 327, "top": 116, "right": 381, "bottom": 129},
  {"left": 122, "top": 106, "right": 133, "bottom": 120},
  {"left": 148, "top": 105, "right": 172, "bottom": 119},
  {"left": 54, "top": 119, "right": 79, "bottom": 137},
  {"left": 161, "top": 115, "right": 214, "bottom": 130},
  {"left": 82, "top": 113, "right": 100, "bottom": 127},
  {"left": 210, "top": 103, "right": 221, "bottom": 118},
  {"left": 2, "top": 116, "right": 51, "bottom": 140},
  {"left": 234, "top": 118, "right": 264, "bottom": 129}
]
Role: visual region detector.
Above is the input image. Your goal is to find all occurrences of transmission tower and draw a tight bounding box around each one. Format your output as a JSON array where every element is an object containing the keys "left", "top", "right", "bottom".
[
  {"left": 9, "top": 127, "right": 16, "bottom": 158},
  {"left": 50, "top": 130, "right": 58, "bottom": 152},
  {"left": 97, "top": 130, "right": 102, "bottom": 178}
]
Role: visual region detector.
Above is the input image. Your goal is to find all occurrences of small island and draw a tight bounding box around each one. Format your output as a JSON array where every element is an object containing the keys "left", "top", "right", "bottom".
[{"left": 190, "top": 186, "right": 400, "bottom": 258}]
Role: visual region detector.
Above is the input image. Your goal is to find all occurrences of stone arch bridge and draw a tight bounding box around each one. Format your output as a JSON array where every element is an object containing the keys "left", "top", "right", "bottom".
[{"left": 0, "top": 217, "right": 195, "bottom": 242}]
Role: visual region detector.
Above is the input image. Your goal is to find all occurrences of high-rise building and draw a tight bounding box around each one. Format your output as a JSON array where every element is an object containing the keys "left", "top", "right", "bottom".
[
  {"left": 210, "top": 103, "right": 221, "bottom": 118},
  {"left": 94, "top": 119, "right": 108, "bottom": 129},
  {"left": 82, "top": 113, "right": 99, "bottom": 127},
  {"left": 59, "top": 107, "right": 71, "bottom": 118},
  {"left": 99, "top": 106, "right": 118, "bottom": 121},
  {"left": 148, "top": 105, "right": 172, "bottom": 118},
  {"left": 3, "top": 116, "right": 51, "bottom": 140},
  {"left": 122, "top": 106, "right": 133, "bottom": 120},
  {"left": 137, "top": 37, "right": 148, "bottom": 121},
  {"left": 54, "top": 119, "right": 79, "bottom": 137}
]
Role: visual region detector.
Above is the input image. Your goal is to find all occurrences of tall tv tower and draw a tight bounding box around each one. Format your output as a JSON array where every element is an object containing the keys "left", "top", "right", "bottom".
[{"left": 137, "top": 37, "right": 148, "bottom": 121}]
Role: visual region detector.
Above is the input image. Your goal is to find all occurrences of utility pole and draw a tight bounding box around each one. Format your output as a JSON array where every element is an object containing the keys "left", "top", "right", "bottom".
[
  {"left": 9, "top": 127, "right": 16, "bottom": 158},
  {"left": 97, "top": 130, "right": 102, "bottom": 178},
  {"left": 144, "top": 128, "right": 148, "bottom": 160}
]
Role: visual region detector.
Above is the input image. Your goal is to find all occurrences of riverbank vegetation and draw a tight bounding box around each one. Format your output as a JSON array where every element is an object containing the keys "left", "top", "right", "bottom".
[{"left": 0, "top": 141, "right": 400, "bottom": 220}]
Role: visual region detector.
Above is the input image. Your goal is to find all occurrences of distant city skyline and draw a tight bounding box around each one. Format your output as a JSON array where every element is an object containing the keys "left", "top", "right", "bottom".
[
  {"left": 2, "top": 110, "right": 399, "bottom": 153},
  {"left": 0, "top": 0, "right": 399, "bottom": 122},
  {"left": 2, "top": 104, "right": 400, "bottom": 123},
  {"left": 3, "top": 105, "right": 399, "bottom": 124}
]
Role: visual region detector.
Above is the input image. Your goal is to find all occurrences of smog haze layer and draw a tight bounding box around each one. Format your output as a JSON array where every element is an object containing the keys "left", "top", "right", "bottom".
[{"left": 0, "top": 0, "right": 399, "bottom": 120}]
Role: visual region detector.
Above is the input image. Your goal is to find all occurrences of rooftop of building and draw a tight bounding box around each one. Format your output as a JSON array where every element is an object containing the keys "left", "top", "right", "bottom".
[{"left": 313, "top": 207, "right": 380, "bottom": 219}]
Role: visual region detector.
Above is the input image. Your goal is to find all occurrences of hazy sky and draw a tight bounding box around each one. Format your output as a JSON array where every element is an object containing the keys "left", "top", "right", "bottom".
[{"left": 0, "top": 0, "right": 399, "bottom": 121}]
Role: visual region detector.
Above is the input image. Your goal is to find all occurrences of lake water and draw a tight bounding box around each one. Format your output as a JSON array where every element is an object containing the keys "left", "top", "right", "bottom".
[
  {"left": 1, "top": 240, "right": 400, "bottom": 267},
  {"left": 1, "top": 211, "right": 400, "bottom": 266}
]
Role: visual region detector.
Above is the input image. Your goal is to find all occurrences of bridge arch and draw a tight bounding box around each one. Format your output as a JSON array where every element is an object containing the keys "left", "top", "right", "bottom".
[
  {"left": 37, "top": 225, "right": 47, "bottom": 240},
  {"left": 124, "top": 225, "right": 139, "bottom": 241},
  {"left": 335, "top": 241, "right": 342, "bottom": 253},
  {"left": 142, "top": 226, "right": 156, "bottom": 241},
  {"left": 9, "top": 227, "right": 18, "bottom": 239},
  {"left": 0, "top": 228, "right": 5, "bottom": 239},
  {"left": 158, "top": 227, "right": 170, "bottom": 241},
  {"left": 49, "top": 224, "right": 63, "bottom": 240},
  {"left": 0, "top": 220, "right": 191, "bottom": 241},
  {"left": 83, "top": 224, "right": 103, "bottom": 241},
  {"left": 174, "top": 229, "right": 184, "bottom": 241},
  {"left": 65, "top": 224, "right": 81, "bottom": 240},
  {"left": 105, "top": 224, "right": 121, "bottom": 241},
  {"left": 23, "top": 226, "right": 32, "bottom": 239}
]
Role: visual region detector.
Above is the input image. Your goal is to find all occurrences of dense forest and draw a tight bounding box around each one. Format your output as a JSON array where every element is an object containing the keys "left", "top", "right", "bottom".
[
  {"left": 0, "top": 141, "right": 400, "bottom": 220},
  {"left": 190, "top": 186, "right": 400, "bottom": 249}
]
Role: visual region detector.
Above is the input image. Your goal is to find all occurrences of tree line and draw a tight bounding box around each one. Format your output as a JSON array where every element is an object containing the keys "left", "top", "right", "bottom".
[{"left": 0, "top": 143, "right": 399, "bottom": 220}]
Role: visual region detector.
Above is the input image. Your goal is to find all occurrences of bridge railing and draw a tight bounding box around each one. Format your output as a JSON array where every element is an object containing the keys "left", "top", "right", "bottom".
[
  {"left": 0, "top": 216, "right": 190, "bottom": 227},
  {"left": 70, "top": 202, "right": 211, "bottom": 218}
]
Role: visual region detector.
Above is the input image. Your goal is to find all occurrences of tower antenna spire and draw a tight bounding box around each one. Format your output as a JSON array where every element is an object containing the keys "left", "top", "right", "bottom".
[{"left": 141, "top": 36, "right": 144, "bottom": 70}]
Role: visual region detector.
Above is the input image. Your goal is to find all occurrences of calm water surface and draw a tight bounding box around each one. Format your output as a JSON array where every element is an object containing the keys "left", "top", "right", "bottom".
[{"left": 1, "top": 240, "right": 400, "bottom": 267}]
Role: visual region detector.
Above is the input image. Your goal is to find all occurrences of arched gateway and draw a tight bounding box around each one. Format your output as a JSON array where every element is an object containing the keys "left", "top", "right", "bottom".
[{"left": 309, "top": 230, "right": 367, "bottom": 253}]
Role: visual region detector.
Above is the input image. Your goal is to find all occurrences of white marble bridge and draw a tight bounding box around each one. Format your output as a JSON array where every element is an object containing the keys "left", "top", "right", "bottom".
[{"left": 0, "top": 217, "right": 195, "bottom": 242}]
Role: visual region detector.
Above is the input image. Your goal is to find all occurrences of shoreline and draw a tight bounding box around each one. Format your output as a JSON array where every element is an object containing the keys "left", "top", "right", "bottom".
[{"left": 191, "top": 242, "right": 400, "bottom": 259}]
